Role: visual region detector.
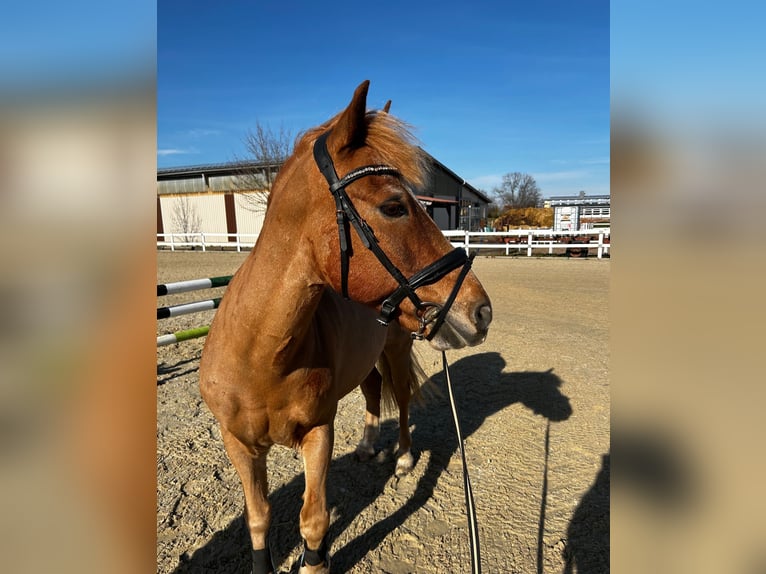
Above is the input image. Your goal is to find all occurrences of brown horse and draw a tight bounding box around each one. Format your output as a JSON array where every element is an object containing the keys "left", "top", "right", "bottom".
[{"left": 199, "top": 80, "right": 492, "bottom": 574}]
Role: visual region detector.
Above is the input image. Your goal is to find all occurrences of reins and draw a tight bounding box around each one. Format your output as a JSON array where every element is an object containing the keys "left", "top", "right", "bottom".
[
  {"left": 313, "top": 130, "right": 474, "bottom": 340},
  {"left": 443, "top": 350, "right": 482, "bottom": 574}
]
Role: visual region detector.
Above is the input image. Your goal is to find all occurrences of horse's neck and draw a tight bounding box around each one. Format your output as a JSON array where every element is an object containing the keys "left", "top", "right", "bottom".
[
  {"left": 214, "top": 210, "right": 388, "bottom": 392},
  {"left": 230, "top": 224, "right": 326, "bottom": 369}
]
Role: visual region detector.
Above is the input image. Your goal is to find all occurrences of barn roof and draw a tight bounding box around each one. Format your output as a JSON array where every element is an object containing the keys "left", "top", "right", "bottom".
[
  {"left": 157, "top": 152, "right": 492, "bottom": 205},
  {"left": 157, "top": 160, "right": 279, "bottom": 179},
  {"left": 422, "top": 152, "right": 492, "bottom": 204}
]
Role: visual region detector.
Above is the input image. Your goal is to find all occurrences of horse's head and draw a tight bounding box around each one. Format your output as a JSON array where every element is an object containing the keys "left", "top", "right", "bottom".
[{"left": 272, "top": 80, "right": 492, "bottom": 349}]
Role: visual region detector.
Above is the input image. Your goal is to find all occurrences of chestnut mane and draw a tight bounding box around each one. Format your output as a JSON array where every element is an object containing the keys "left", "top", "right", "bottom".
[{"left": 295, "top": 110, "right": 430, "bottom": 189}]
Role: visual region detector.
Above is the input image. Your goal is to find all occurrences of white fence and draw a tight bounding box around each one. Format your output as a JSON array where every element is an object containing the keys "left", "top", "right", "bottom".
[
  {"left": 157, "top": 232, "right": 261, "bottom": 252},
  {"left": 157, "top": 229, "right": 611, "bottom": 258},
  {"left": 443, "top": 229, "right": 610, "bottom": 258}
]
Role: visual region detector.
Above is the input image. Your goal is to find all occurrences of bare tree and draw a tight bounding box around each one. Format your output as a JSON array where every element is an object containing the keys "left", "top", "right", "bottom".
[
  {"left": 491, "top": 172, "right": 542, "bottom": 209},
  {"left": 234, "top": 121, "right": 294, "bottom": 212},
  {"left": 172, "top": 196, "right": 202, "bottom": 247}
]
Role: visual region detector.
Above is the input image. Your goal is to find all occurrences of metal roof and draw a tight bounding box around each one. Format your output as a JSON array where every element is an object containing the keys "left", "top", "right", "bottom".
[
  {"left": 157, "top": 151, "right": 492, "bottom": 205},
  {"left": 157, "top": 160, "right": 279, "bottom": 178},
  {"left": 423, "top": 152, "right": 492, "bottom": 204}
]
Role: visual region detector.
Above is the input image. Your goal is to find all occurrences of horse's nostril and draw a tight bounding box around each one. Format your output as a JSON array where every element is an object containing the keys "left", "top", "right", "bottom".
[{"left": 475, "top": 304, "right": 492, "bottom": 331}]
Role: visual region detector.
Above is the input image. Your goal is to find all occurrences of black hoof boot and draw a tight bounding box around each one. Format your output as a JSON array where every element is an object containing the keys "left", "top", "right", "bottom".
[
  {"left": 252, "top": 544, "right": 276, "bottom": 574},
  {"left": 299, "top": 536, "right": 330, "bottom": 570}
]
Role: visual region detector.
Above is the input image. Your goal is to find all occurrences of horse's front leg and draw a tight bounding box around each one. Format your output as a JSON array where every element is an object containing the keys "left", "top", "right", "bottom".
[
  {"left": 299, "top": 423, "right": 334, "bottom": 574},
  {"left": 355, "top": 368, "right": 382, "bottom": 461},
  {"left": 220, "top": 428, "right": 274, "bottom": 574}
]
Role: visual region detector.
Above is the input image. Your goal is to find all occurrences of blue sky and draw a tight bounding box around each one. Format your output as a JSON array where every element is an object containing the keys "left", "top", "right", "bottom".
[{"left": 158, "top": 0, "right": 609, "bottom": 197}]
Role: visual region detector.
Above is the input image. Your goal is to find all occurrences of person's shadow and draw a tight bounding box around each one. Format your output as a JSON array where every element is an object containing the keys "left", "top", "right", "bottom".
[
  {"left": 171, "top": 352, "right": 572, "bottom": 573},
  {"left": 562, "top": 452, "right": 609, "bottom": 574}
]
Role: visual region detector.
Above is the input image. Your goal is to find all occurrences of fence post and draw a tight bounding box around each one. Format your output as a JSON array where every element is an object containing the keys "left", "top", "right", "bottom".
[
  {"left": 170, "top": 233, "right": 175, "bottom": 252},
  {"left": 464, "top": 230, "right": 470, "bottom": 255},
  {"left": 597, "top": 232, "right": 604, "bottom": 259},
  {"left": 201, "top": 232, "right": 206, "bottom": 252},
  {"left": 527, "top": 232, "right": 533, "bottom": 257},
  {"left": 236, "top": 232, "right": 241, "bottom": 253}
]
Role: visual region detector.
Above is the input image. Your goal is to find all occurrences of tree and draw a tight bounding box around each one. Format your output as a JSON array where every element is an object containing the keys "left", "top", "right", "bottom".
[
  {"left": 172, "top": 196, "right": 202, "bottom": 248},
  {"left": 491, "top": 172, "right": 542, "bottom": 209},
  {"left": 234, "top": 121, "right": 294, "bottom": 212},
  {"left": 485, "top": 189, "right": 503, "bottom": 218}
]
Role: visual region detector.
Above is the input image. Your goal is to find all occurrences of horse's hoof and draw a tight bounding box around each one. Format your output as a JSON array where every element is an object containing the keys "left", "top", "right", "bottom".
[
  {"left": 297, "top": 554, "right": 330, "bottom": 573},
  {"left": 354, "top": 445, "right": 375, "bottom": 462},
  {"left": 298, "top": 561, "right": 330, "bottom": 574},
  {"left": 297, "top": 537, "right": 330, "bottom": 573},
  {"left": 395, "top": 451, "right": 414, "bottom": 476}
]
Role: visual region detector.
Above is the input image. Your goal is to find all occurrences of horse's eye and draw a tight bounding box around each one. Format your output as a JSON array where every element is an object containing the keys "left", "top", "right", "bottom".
[{"left": 379, "top": 201, "right": 408, "bottom": 219}]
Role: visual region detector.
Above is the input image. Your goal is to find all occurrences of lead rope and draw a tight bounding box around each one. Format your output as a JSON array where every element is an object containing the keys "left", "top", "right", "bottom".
[{"left": 442, "top": 350, "right": 481, "bottom": 574}]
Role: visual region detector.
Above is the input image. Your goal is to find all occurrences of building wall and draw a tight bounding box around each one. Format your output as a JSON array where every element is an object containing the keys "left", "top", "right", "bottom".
[
  {"left": 553, "top": 205, "right": 579, "bottom": 231},
  {"left": 234, "top": 192, "right": 267, "bottom": 238},
  {"left": 431, "top": 205, "right": 452, "bottom": 229},
  {"left": 549, "top": 195, "right": 610, "bottom": 232},
  {"left": 552, "top": 204, "right": 611, "bottom": 231},
  {"left": 429, "top": 168, "right": 462, "bottom": 201},
  {"left": 159, "top": 193, "right": 227, "bottom": 237},
  {"left": 427, "top": 169, "right": 487, "bottom": 230},
  {"left": 157, "top": 190, "right": 270, "bottom": 243},
  {"left": 158, "top": 159, "right": 491, "bottom": 240}
]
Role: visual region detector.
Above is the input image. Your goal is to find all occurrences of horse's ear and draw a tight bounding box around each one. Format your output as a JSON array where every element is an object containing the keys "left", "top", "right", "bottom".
[
  {"left": 383, "top": 100, "right": 392, "bottom": 113},
  {"left": 328, "top": 80, "right": 369, "bottom": 152}
]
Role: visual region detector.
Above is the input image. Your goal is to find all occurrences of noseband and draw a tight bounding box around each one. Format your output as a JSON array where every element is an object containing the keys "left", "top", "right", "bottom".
[{"left": 313, "top": 130, "right": 475, "bottom": 340}]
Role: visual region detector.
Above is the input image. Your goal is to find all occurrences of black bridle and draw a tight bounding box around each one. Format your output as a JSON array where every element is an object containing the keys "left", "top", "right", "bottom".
[{"left": 313, "top": 130, "right": 475, "bottom": 340}]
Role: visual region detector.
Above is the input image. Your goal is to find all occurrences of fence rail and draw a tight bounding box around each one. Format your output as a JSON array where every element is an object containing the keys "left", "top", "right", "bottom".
[
  {"left": 157, "top": 229, "right": 610, "bottom": 347},
  {"left": 157, "top": 229, "right": 611, "bottom": 258},
  {"left": 157, "top": 275, "right": 232, "bottom": 296},
  {"left": 442, "top": 229, "right": 611, "bottom": 258},
  {"left": 157, "top": 326, "right": 210, "bottom": 347},
  {"left": 156, "top": 274, "right": 233, "bottom": 347},
  {"left": 157, "top": 232, "right": 261, "bottom": 252}
]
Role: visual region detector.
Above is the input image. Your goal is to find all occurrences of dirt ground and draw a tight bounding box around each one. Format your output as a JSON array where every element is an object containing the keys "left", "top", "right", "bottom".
[{"left": 157, "top": 251, "right": 609, "bottom": 574}]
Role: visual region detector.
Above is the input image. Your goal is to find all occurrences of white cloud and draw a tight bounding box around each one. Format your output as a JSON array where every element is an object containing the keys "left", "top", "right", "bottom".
[
  {"left": 185, "top": 128, "right": 221, "bottom": 138},
  {"left": 157, "top": 148, "right": 196, "bottom": 156}
]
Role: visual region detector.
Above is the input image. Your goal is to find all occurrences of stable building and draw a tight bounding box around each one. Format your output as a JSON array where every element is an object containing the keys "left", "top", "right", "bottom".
[
  {"left": 157, "top": 160, "right": 275, "bottom": 244},
  {"left": 547, "top": 194, "right": 611, "bottom": 232},
  {"left": 420, "top": 155, "right": 492, "bottom": 231},
  {"left": 157, "top": 151, "right": 491, "bottom": 245}
]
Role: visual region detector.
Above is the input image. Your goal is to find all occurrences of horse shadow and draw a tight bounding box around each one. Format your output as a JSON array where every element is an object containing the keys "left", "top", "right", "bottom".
[{"left": 171, "top": 351, "right": 572, "bottom": 573}]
